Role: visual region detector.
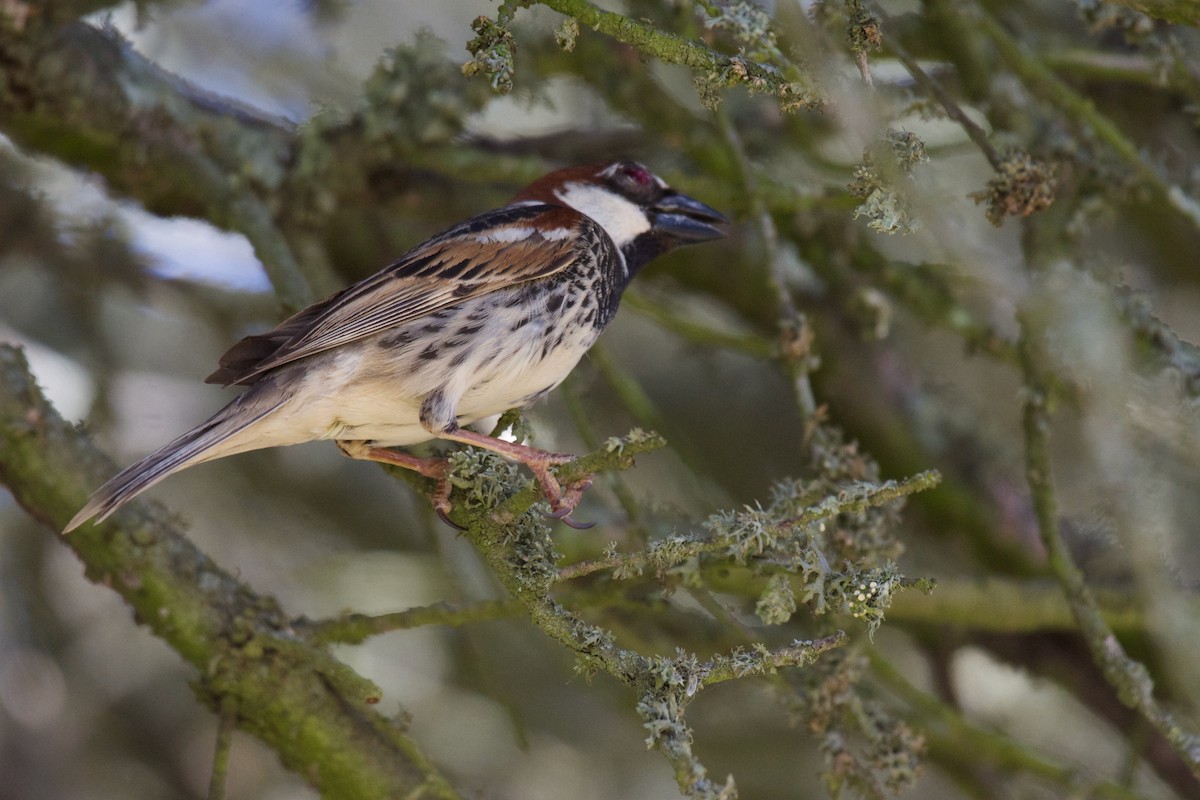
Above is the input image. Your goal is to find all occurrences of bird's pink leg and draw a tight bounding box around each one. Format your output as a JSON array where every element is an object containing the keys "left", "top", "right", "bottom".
[
  {"left": 338, "top": 434, "right": 595, "bottom": 529},
  {"left": 436, "top": 428, "right": 595, "bottom": 529}
]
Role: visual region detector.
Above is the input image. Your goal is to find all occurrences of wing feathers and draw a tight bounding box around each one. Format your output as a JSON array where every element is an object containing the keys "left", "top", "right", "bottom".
[{"left": 207, "top": 204, "right": 588, "bottom": 387}]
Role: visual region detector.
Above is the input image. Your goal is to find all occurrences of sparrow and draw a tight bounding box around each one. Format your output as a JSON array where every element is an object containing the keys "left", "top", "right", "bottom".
[{"left": 65, "top": 161, "right": 727, "bottom": 533}]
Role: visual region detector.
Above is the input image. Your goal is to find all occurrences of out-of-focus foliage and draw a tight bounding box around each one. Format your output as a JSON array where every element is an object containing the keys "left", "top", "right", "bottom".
[{"left": 1, "top": 1, "right": 1199, "bottom": 798}]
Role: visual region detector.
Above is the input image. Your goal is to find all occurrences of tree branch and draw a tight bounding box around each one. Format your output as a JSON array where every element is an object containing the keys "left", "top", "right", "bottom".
[
  {"left": 0, "top": 344, "right": 457, "bottom": 799},
  {"left": 0, "top": 21, "right": 315, "bottom": 309},
  {"left": 978, "top": 11, "right": 1200, "bottom": 231},
  {"left": 302, "top": 599, "right": 523, "bottom": 646},
  {"left": 1108, "top": 0, "right": 1200, "bottom": 26},
  {"left": 1016, "top": 317, "right": 1200, "bottom": 779}
]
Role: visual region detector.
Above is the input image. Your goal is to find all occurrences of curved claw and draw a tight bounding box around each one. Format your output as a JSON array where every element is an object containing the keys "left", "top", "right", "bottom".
[
  {"left": 542, "top": 502, "right": 596, "bottom": 529},
  {"left": 435, "top": 505, "right": 467, "bottom": 531},
  {"left": 539, "top": 473, "right": 596, "bottom": 528},
  {"left": 557, "top": 513, "right": 596, "bottom": 530},
  {"left": 544, "top": 505, "right": 575, "bottom": 519}
]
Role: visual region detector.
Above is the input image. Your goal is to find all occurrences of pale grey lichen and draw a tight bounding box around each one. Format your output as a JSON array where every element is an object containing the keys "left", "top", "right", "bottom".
[
  {"left": 755, "top": 572, "right": 797, "bottom": 625},
  {"left": 554, "top": 18, "right": 579, "bottom": 52},
  {"left": 849, "top": 129, "right": 929, "bottom": 235},
  {"left": 462, "top": 15, "right": 516, "bottom": 94}
]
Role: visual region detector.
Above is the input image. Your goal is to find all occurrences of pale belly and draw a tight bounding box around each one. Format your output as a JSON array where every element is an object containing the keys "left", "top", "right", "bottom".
[{"left": 256, "top": 297, "right": 599, "bottom": 448}]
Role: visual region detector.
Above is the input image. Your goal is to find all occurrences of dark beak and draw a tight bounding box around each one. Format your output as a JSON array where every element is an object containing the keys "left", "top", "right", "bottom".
[{"left": 651, "top": 192, "right": 730, "bottom": 242}]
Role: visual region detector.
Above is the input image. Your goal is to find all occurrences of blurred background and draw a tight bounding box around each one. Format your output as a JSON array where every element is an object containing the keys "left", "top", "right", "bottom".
[{"left": 1, "top": 0, "right": 1199, "bottom": 798}]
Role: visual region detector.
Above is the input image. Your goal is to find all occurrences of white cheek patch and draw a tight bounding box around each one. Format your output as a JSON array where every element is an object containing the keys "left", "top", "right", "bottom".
[{"left": 554, "top": 182, "right": 650, "bottom": 248}]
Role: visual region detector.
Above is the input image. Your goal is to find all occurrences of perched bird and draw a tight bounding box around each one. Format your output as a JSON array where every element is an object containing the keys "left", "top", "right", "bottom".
[{"left": 65, "top": 161, "right": 727, "bottom": 532}]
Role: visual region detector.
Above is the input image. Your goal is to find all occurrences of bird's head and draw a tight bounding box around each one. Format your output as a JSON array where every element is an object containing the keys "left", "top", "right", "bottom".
[{"left": 514, "top": 161, "right": 729, "bottom": 276}]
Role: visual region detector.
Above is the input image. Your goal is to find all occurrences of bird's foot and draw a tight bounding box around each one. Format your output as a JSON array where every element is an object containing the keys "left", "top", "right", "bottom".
[
  {"left": 524, "top": 455, "right": 596, "bottom": 529},
  {"left": 431, "top": 475, "right": 465, "bottom": 531},
  {"left": 340, "top": 438, "right": 598, "bottom": 530},
  {"left": 433, "top": 429, "right": 599, "bottom": 528}
]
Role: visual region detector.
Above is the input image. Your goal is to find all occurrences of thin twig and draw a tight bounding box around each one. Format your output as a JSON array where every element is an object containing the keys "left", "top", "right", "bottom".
[
  {"left": 623, "top": 289, "right": 776, "bottom": 358},
  {"left": 557, "top": 470, "right": 939, "bottom": 582},
  {"left": 302, "top": 600, "right": 523, "bottom": 646},
  {"left": 207, "top": 696, "right": 237, "bottom": 800},
  {"left": 879, "top": 20, "right": 1003, "bottom": 169},
  {"left": 1017, "top": 313, "right": 1200, "bottom": 779},
  {"left": 977, "top": 10, "right": 1200, "bottom": 230},
  {"left": 715, "top": 108, "right": 819, "bottom": 418},
  {"left": 871, "top": 654, "right": 1152, "bottom": 800}
]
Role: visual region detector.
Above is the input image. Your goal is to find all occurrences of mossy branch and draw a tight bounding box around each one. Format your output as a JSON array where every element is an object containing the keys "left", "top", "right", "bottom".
[
  {"left": 882, "top": 576, "right": 1154, "bottom": 635},
  {"left": 208, "top": 697, "right": 238, "bottom": 800},
  {"left": 0, "top": 344, "right": 457, "bottom": 799},
  {"left": 302, "top": 599, "right": 523, "bottom": 646},
  {"left": 694, "top": 549, "right": 1164, "bottom": 638}
]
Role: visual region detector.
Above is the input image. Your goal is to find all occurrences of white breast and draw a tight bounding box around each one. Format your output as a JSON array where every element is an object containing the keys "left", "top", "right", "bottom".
[{"left": 270, "top": 290, "right": 599, "bottom": 448}]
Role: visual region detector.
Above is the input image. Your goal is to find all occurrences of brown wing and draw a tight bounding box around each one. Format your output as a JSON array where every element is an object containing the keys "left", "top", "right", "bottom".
[{"left": 207, "top": 204, "right": 586, "bottom": 386}]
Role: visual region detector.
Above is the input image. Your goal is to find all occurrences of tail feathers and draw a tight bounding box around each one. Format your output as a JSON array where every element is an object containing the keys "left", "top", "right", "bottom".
[{"left": 64, "top": 393, "right": 285, "bottom": 533}]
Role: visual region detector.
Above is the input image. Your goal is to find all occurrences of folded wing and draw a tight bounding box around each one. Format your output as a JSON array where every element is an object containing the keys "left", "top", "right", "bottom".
[{"left": 207, "top": 204, "right": 586, "bottom": 386}]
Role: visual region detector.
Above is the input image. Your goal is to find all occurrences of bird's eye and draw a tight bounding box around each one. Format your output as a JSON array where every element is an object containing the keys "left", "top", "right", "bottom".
[{"left": 622, "top": 164, "right": 653, "bottom": 186}]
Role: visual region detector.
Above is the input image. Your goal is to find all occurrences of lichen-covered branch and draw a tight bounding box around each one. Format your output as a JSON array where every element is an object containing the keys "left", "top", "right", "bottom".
[
  {"left": 637, "top": 635, "right": 847, "bottom": 798},
  {"left": 1114, "top": 285, "right": 1200, "bottom": 398},
  {"left": 411, "top": 428, "right": 917, "bottom": 798},
  {"left": 557, "top": 470, "right": 940, "bottom": 582},
  {"left": 539, "top": 0, "right": 814, "bottom": 104},
  {"left": 484, "top": 0, "right": 823, "bottom": 112}
]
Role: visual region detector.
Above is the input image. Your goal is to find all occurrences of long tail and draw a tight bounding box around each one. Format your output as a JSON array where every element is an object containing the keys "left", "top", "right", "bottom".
[{"left": 64, "top": 386, "right": 289, "bottom": 533}]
